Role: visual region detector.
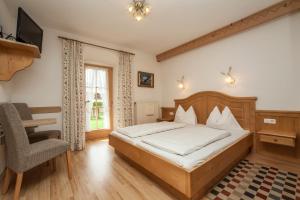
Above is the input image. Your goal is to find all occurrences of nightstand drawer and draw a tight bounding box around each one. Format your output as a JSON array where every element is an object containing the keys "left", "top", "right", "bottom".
[{"left": 259, "top": 135, "right": 295, "bottom": 147}]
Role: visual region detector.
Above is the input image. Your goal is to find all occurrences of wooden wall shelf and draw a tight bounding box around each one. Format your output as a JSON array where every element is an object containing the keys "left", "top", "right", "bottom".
[
  {"left": 257, "top": 130, "right": 296, "bottom": 147},
  {"left": 0, "top": 38, "right": 40, "bottom": 81},
  {"left": 255, "top": 110, "right": 300, "bottom": 164}
]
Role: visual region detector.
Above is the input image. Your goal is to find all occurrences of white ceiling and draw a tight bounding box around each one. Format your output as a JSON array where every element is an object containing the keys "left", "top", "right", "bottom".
[{"left": 4, "top": 0, "right": 282, "bottom": 54}]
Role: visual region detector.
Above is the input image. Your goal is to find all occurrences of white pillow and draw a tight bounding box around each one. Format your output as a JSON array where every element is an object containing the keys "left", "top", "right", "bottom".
[
  {"left": 206, "top": 106, "right": 243, "bottom": 131},
  {"left": 218, "top": 106, "right": 243, "bottom": 131},
  {"left": 174, "top": 105, "right": 197, "bottom": 125},
  {"left": 206, "top": 106, "right": 222, "bottom": 127}
]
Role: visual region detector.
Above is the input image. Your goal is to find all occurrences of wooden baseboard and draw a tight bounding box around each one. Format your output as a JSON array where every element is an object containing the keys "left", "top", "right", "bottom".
[{"left": 86, "top": 130, "right": 111, "bottom": 140}]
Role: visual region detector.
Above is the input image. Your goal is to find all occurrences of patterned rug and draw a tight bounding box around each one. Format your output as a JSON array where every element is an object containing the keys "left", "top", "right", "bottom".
[{"left": 206, "top": 160, "right": 300, "bottom": 200}]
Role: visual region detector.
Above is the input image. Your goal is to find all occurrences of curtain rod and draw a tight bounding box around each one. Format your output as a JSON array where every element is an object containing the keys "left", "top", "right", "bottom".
[{"left": 58, "top": 36, "right": 135, "bottom": 56}]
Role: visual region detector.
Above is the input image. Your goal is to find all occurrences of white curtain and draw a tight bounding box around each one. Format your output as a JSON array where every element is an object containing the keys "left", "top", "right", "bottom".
[
  {"left": 116, "top": 52, "right": 134, "bottom": 128},
  {"left": 85, "top": 67, "right": 110, "bottom": 131},
  {"left": 62, "top": 39, "right": 85, "bottom": 151}
]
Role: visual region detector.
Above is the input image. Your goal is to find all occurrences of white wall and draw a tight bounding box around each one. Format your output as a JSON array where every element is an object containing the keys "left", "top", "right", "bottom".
[
  {"left": 83, "top": 42, "right": 162, "bottom": 103},
  {"left": 160, "top": 13, "right": 300, "bottom": 110},
  {"left": 84, "top": 44, "right": 162, "bottom": 125},
  {"left": 9, "top": 28, "right": 64, "bottom": 131},
  {"left": 0, "top": 0, "right": 15, "bottom": 102},
  {"left": 0, "top": 82, "right": 11, "bottom": 102},
  {"left": 0, "top": 0, "right": 15, "bottom": 36},
  {"left": 9, "top": 27, "right": 162, "bottom": 130},
  {"left": 290, "top": 13, "right": 300, "bottom": 106}
]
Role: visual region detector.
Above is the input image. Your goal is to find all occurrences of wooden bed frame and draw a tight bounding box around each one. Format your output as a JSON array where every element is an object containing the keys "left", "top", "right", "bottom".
[{"left": 109, "top": 91, "right": 257, "bottom": 200}]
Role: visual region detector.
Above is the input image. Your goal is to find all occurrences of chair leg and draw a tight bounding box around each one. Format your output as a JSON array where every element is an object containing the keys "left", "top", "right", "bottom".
[
  {"left": 66, "top": 150, "right": 72, "bottom": 179},
  {"left": 1, "top": 168, "right": 12, "bottom": 194},
  {"left": 13, "top": 173, "right": 23, "bottom": 200}
]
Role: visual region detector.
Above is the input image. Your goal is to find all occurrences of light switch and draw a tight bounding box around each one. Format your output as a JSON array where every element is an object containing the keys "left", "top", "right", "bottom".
[{"left": 264, "top": 118, "right": 276, "bottom": 124}]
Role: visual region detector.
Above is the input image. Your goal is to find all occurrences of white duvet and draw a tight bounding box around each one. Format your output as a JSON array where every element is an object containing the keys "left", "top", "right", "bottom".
[
  {"left": 111, "top": 126, "right": 249, "bottom": 171},
  {"left": 142, "top": 126, "right": 231, "bottom": 156},
  {"left": 116, "top": 122, "right": 186, "bottom": 138}
]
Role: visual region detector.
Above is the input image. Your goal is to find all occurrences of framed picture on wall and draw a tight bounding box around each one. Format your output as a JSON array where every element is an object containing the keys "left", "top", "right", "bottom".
[{"left": 138, "top": 71, "right": 154, "bottom": 88}]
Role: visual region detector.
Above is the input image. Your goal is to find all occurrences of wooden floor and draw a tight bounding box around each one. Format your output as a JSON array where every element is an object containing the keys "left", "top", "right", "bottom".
[{"left": 1, "top": 140, "right": 299, "bottom": 200}]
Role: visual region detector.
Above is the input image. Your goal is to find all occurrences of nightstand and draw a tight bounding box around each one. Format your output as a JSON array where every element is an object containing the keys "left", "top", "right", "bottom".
[
  {"left": 257, "top": 130, "right": 296, "bottom": 147},
  {"left": 157, "top": 118, "right": 174, "bottom": 122}
]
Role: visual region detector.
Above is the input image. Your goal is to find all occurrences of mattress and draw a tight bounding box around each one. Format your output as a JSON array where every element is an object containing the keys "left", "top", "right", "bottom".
[
  {"left": 116, "top": 121, "right": 186, "bottom": 138},
  {"left": 142, "top": 126, "right": 231, "bottom": 156},
  {"left": 111, "top": 125, "right": 250, "bottom": 172}
]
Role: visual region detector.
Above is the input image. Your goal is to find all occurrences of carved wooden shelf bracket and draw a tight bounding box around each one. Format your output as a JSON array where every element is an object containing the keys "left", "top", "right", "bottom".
[{"left": 0, "top": 38, "right": 40, "bottom": 81}]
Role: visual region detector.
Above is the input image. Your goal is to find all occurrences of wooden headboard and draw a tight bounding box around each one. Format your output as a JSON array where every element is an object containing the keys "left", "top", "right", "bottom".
[{"left": 174, "top": 91, "right": 257, "bottom": 132}]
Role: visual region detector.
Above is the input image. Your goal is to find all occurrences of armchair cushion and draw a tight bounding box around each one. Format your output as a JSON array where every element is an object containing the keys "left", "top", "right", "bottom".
[
  {"left": 28, "top": 130, "right": 61, "bottom": 143},
  {"left": 21, "top": 139, "right": 68, "bottom": 172}
]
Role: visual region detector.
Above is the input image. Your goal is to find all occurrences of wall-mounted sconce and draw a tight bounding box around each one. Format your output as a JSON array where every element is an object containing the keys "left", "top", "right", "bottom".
[
  {"left": 221, "top": 66, "right": 236, "bottom": 86},
  {"left": 177, "top": 76, "right": 185, "bottom": 89}
]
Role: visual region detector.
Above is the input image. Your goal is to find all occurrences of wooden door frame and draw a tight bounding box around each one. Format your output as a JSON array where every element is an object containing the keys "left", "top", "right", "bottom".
[{"left": 84, "top": 63, "right": 113, "bottom": 140}]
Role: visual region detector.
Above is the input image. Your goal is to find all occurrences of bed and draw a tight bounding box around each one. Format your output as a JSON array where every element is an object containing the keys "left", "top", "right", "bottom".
[{"left": 109, "top": 91, "right": 257, "bottom": 200}]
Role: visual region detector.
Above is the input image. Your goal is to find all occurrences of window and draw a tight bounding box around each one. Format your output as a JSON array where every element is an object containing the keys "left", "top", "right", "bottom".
[{"left": 85, "top": 64, "right": 113, "bottom": 139}]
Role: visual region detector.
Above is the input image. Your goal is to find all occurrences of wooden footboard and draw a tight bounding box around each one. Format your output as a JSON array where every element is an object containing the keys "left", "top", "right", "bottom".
[
  {"left": 109, "top": 134, "right": 190, "bottom": 196},
  {"left": 109, "top": 133, "right": 253, "bottom": 200},
  {"left": 189, "top": 133, "right": 253, "bottom": 199}
]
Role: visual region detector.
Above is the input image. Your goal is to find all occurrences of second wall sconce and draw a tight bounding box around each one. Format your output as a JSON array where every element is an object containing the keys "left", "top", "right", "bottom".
[
  {"left": 221, "top": 66, "right": 236, "bottom": 86},
  {"left": 177, "top": 76, "right": 185, "bottom": 89}
]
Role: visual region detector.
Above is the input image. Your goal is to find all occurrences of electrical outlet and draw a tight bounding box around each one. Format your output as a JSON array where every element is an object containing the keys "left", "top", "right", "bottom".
[
  {"left": 169, "top": 111, "right": 174, "bottom": 116},
  {"left": 264, "top": 118, "right": 276, "bottom": 124}
]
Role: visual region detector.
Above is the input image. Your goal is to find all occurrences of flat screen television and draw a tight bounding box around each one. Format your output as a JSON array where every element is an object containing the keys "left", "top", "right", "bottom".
[{"left": 16, "top": 7, "right": 43, "bottom": 53}]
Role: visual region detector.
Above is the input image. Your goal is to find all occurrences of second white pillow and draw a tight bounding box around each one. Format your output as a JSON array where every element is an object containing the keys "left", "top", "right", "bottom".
[
  {"left": 174, "top": 105, "right": 197, "bottom": 125},
  {"left": 206, "top": 106, "right": 222, "bottom": 127},
  {"left": 206, "top": 106, "right": 243, "bottom": 131},
  {"left": 218, "top": 107, "right": 243, "bottom": 131}
]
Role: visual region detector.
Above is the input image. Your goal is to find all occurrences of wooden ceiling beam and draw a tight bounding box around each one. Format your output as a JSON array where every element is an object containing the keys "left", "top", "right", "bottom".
[{"left": 156, "top": 0, "right": 300, "bottom": 62}]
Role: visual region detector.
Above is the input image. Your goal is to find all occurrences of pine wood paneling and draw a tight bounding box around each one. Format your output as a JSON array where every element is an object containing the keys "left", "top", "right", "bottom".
[
  {"left": 22, "top": 118, "right": 57, "bottom": 127},
  {"left": 29, "top": 106, "right": 61, "bottom": 114},
  {"left": 255, "top": 110, "right": 300, "bottom": 164},
  {"left": 174, "top": 91, "right": 257, "bottom": 132},
  {"left": 161, "top": 107, "right": 176, "bottom": 119}
]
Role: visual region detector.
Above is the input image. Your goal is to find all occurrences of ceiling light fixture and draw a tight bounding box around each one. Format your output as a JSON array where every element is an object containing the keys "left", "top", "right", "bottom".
[{"left": 128, "top": 0, "right": 151, "bottom": 21}]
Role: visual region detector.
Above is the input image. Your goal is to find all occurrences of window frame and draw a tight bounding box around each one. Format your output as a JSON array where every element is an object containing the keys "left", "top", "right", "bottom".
[{"left": 84, "top": 63, "right": 113, "bottom": 140}]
